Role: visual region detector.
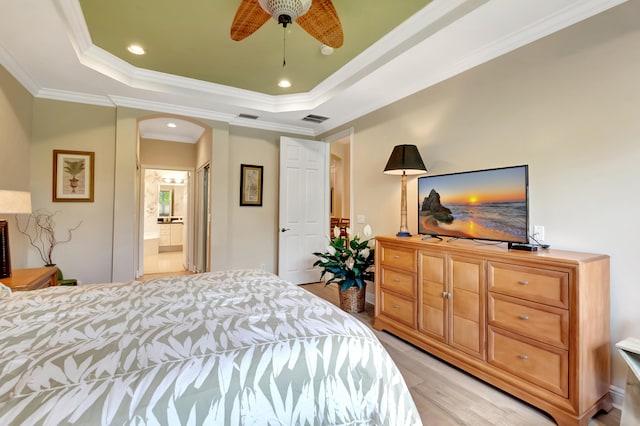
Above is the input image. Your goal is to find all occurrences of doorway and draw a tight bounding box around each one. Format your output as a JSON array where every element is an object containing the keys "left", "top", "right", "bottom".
[
  {"left": 141, "top": 168, "right": 190, "bottom": 275},
  {"left": 327, "top": 129, "right": 352, "bottom": 236}
]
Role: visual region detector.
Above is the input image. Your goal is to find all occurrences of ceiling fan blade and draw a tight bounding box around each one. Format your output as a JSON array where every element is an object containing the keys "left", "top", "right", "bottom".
[
  {"left": 230, "top": 0, "right": 271, "bottom": 41},
  {"left": 296, "top": 0, "right": 343, "bottom": 48}
]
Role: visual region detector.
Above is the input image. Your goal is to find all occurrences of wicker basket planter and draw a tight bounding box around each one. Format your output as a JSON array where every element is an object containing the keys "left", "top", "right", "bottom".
[{"left": 338, "top": 284, "right": 366, "bottom": 313}]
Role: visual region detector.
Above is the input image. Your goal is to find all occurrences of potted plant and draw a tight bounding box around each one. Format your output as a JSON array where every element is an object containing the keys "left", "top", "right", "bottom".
[
  {"left": 313, "top": 224, "right": 375, "bottom": 313},
  {"left": 64, "top": 159, "right": 85, "bottom": 193}
]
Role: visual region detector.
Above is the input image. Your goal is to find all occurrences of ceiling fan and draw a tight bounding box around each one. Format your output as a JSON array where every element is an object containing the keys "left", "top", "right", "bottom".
[{"left": 230, "top": 0, "right": 344, "bottom": 48}]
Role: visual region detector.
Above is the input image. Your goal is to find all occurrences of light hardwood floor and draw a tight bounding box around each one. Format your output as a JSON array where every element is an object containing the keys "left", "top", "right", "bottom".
[
  {"left": 301, "top": 282, "right": 621, "bottom": 426},
  {"left": 143, "top": 250, "right": 187, "bottom": 276}
]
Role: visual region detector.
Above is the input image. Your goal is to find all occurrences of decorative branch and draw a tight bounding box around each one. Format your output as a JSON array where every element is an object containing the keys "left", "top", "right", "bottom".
[{"left": 15, "top": 209, "right": 82, "bottom": 266}]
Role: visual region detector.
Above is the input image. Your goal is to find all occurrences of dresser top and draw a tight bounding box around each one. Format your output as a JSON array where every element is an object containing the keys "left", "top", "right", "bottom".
[{"left": 375, "top": 235, "right": 608, "bottom": 265}]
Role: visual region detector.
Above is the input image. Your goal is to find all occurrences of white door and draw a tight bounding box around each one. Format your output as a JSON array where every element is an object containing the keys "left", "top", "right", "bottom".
[{"left": 278, "top": 136, "right": 329, "bottom": 284}]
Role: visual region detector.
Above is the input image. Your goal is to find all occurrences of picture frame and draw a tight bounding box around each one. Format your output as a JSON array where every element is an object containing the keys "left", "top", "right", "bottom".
[
  {"left": 240, "top": 164, "right": 263, "bottom": 206},
  {"left": 53, "top": 150, "right": 95, "bottom": 202}
]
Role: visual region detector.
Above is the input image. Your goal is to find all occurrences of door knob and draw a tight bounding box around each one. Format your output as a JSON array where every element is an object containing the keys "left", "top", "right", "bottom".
[{"left": 281, "top": 228, "right": 291, "bottom": 232}]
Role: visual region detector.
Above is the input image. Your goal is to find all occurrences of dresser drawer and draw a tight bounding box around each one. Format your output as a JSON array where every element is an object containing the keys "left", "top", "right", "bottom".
[
  {"left": 380, "top": 245, "right": 416, "bottom": 272},
  {"left": 380, "top": 290, "right": 416, "bottom": 328},
  {"left": 488, "top": 262, "right": 569, "bottom": 308},
  {"left": 380, "top": 267, "right": 416, "bottom": 298},
  {"left": 488, "top": 293, "right": 568, "bottom": 349},
  {"left": 488, "top": 328, "right": 568, "bottom": 397}
]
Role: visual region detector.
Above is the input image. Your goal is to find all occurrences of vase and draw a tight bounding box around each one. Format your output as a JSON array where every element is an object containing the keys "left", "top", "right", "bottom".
[
  {"left": 338, "top": 284, "right": 366, "bottom": 313},
  {"left": 69, "top": 177, "right": 79, "bottom": 193}
]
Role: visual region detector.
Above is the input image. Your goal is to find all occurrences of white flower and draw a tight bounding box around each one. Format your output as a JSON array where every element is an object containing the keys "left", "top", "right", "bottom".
[
  {"left": 363, "top": 224, "right": 372, "bottom": 237},
  {"left": 361, "top": 247, "right": 370, "bottom": 259},
  {"left": 333, "top": 226, "right": 341, "bottom": 238},
  {"left": 345, "top": 257, "right": 355, "bottom": 270},
  {"left": 327, "top": 245, "right": 336, "bottom": 256},
  {"left": 346, "top": 227, "right": 352, "bottom": 237}
]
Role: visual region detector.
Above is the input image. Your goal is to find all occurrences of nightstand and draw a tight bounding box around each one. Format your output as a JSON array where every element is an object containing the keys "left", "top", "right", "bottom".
[{"left": 0, "top": 266, "right": 59, "bottom": 291}]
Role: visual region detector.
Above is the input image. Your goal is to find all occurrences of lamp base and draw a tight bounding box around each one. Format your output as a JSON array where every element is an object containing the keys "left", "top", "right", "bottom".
[{"left": 396, "top": 231, "right": 411, "bottom": 237}]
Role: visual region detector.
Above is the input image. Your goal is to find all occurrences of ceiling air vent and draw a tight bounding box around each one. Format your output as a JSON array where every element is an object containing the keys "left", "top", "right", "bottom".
[
  {"left": 302, "top": 114, "right": 329, "bottom": 123},
  {"left": 238, "top": 113, "right": 259, "bottom": 120}
]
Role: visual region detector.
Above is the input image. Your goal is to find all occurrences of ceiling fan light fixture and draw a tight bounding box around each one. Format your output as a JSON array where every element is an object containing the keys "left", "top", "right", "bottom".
[
  {"left": 320, "top": 44, "right": 334, "bottom": 55},
  {"left": 258, "top": 0, "right": 312, "bottom": 24}
]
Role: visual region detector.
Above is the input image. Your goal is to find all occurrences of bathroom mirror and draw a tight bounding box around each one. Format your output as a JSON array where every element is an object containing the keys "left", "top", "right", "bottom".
[{"left": 158, "top": 187, "right": 173, "bottom": 217}]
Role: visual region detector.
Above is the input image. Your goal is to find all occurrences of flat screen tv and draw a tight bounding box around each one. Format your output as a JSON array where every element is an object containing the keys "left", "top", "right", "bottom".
[{"left": 418, "top": 165, "right": 529, "bottom": 244}]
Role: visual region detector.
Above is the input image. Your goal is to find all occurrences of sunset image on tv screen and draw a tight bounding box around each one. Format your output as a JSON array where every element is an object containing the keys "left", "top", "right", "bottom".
[{"left": 418, "top": 166, "right": 528, "bottom": 243}]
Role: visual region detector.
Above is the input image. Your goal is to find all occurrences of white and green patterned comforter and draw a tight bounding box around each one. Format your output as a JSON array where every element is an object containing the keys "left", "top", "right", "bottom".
[{"left": 0, "top": 270, "right": 422, "bottom": 425}]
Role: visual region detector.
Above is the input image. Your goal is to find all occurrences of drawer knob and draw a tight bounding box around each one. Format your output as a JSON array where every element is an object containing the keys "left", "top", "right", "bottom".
[
  {"left": 518, "top": 280, "right": 529, "bottom": 285},
  {"left": 519, "top": 354, "right": 528, "bottom": 360},
  {"left": 393, "top": 305, "right": 401, "bottom": 309},
  {"left": 393, "top": 278, "right": 401, "bottom": 282},
  {"left": 393, "top": 255, "right": 401, "bottom": 259},
  {"left": 519, "top": 315, "right": 529, "bottom": 320}
]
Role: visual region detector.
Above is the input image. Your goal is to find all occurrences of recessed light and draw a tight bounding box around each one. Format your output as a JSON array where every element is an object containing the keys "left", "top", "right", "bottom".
[
  {"left": 167, "top": 122, "right": 177, "bottom": 128},
  {"left": 278, "top": 79, "right": 291, "bottom": 88},
  {"left": 127, "top": 44, "right": 145, "bottom": 55}
]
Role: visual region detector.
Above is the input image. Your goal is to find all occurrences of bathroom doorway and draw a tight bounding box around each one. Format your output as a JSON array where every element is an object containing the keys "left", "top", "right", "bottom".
[{"left": 141, "top": 168, "right": 191, "bottom": 275}]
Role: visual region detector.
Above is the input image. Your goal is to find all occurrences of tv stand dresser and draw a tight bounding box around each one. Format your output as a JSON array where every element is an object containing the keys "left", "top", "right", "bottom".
[{"left": 373, "top": 235, "right": 611, "bottom": 426}]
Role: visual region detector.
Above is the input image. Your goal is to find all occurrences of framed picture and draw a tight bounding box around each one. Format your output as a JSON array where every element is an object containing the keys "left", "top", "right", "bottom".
[
  {"left": 240, "top": 164, "right": 263, "bottom": 206},
  {"left": 53, "top": 150, "right": 95, "bottom": 202}
]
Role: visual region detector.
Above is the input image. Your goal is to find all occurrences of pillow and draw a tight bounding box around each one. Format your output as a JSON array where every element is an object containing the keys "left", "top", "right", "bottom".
[{"left": 0, "top": 282, "right": 11, "bottom": 298}]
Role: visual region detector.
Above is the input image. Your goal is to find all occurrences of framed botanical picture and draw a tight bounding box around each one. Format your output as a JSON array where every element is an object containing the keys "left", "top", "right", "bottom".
[
  {"left": 53, "top": 150, "right": 95, "bottom": 202},
  {"left": 240, "top": 164, "right": 263, "bottom": 206}
]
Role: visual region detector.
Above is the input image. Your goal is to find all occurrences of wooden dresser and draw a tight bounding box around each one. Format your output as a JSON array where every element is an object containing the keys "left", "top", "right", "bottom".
[
  {"left": 374, "top": 236, "right": 611, "bottom": 426},
  {"left": 0, "top": 266, "right": 59, "bottom": 291}
]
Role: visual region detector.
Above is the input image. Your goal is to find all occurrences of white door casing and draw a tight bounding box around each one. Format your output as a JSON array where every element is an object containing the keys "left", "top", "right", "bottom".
[{"left": 278, "top": 136, "right": 329, "bottom": 284}]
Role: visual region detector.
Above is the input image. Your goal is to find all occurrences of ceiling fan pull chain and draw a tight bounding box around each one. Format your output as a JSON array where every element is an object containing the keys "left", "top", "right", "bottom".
[{"left": 282, "top": 27, "right": 287, "bottom": 67}]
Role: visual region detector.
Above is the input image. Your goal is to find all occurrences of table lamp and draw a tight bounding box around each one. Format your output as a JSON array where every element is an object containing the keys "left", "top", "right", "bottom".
[
  {"left": 383, "top": 145, "right": 427, "bottom": 237},
  {"left": 0, "top": 190, "right": 32, "bottom": 278}
]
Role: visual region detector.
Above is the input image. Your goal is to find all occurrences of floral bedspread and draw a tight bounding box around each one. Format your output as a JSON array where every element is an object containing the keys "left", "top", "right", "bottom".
[{"left": 0, "top": 270, "right": 422, "bottom": 425}]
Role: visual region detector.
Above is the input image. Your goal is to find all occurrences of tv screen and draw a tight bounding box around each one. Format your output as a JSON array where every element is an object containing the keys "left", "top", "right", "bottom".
[{"left": 418, "top": 165, "right": 529, "bottom": 244}]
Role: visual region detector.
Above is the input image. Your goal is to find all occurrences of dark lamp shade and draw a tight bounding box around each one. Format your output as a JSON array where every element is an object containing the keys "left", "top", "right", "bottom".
[{"left": 383, "top": 144, "right": 427, "bottom": 175}]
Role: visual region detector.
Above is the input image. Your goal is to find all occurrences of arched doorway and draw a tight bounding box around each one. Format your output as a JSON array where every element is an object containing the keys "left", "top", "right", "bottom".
[{"left": 136, "top": 115, "right": 210, "bottom": 278}]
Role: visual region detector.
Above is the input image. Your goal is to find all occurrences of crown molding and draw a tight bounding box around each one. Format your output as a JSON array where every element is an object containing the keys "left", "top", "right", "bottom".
[
  {"left": 54, "top": 0, "right": 478, "bottom": 114},
  {"left": 109, "top": 95, "right": 315, "bottom": 136},
  {"left": 37, "top": 88, "right": 115, "bottom": 107},
  {"left": 27, "top": 0, "right": 630, "bottom": 138}
]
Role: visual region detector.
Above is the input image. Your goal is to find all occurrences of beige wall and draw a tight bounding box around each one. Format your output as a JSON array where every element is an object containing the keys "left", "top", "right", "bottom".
[
  {"left": 29, "top": 99, "right": 116, "bottom": 283},
  {"left": 325, "top": 3, "right": 640, "bottom": 391},
  {"left": 227, "top": 126, "right": 280, "bottom": 272},
  {"left": 0, "top": 65, "right": 33, "bottom": 267},
  {"left": 196, "top": 128, "right": 212, "bottom": 170},
  {"left": 112, "top": 110, "right": 283, "bottom": 276},
  {"left": 140, "top": 138, "right": 196, "bottom": 168}
]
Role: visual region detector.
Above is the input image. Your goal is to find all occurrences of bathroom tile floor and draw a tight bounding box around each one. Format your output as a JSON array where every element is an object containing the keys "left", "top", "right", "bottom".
[{"left": 143, "top": 250, "right": 186, "bottom": 275}]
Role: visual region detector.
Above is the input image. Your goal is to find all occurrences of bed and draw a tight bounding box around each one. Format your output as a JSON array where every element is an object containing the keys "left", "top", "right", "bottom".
[{"left": 0, "top": 270, "right": 422, "bottom": 425}]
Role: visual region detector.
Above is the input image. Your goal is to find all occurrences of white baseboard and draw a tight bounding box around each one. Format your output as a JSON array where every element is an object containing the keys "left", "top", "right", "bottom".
[
  {"left": 366, "top": 292, "right": 375, "bottom": 306},
  {"left": 609, "top": 384, "right": 624, "bottom": 410}
]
